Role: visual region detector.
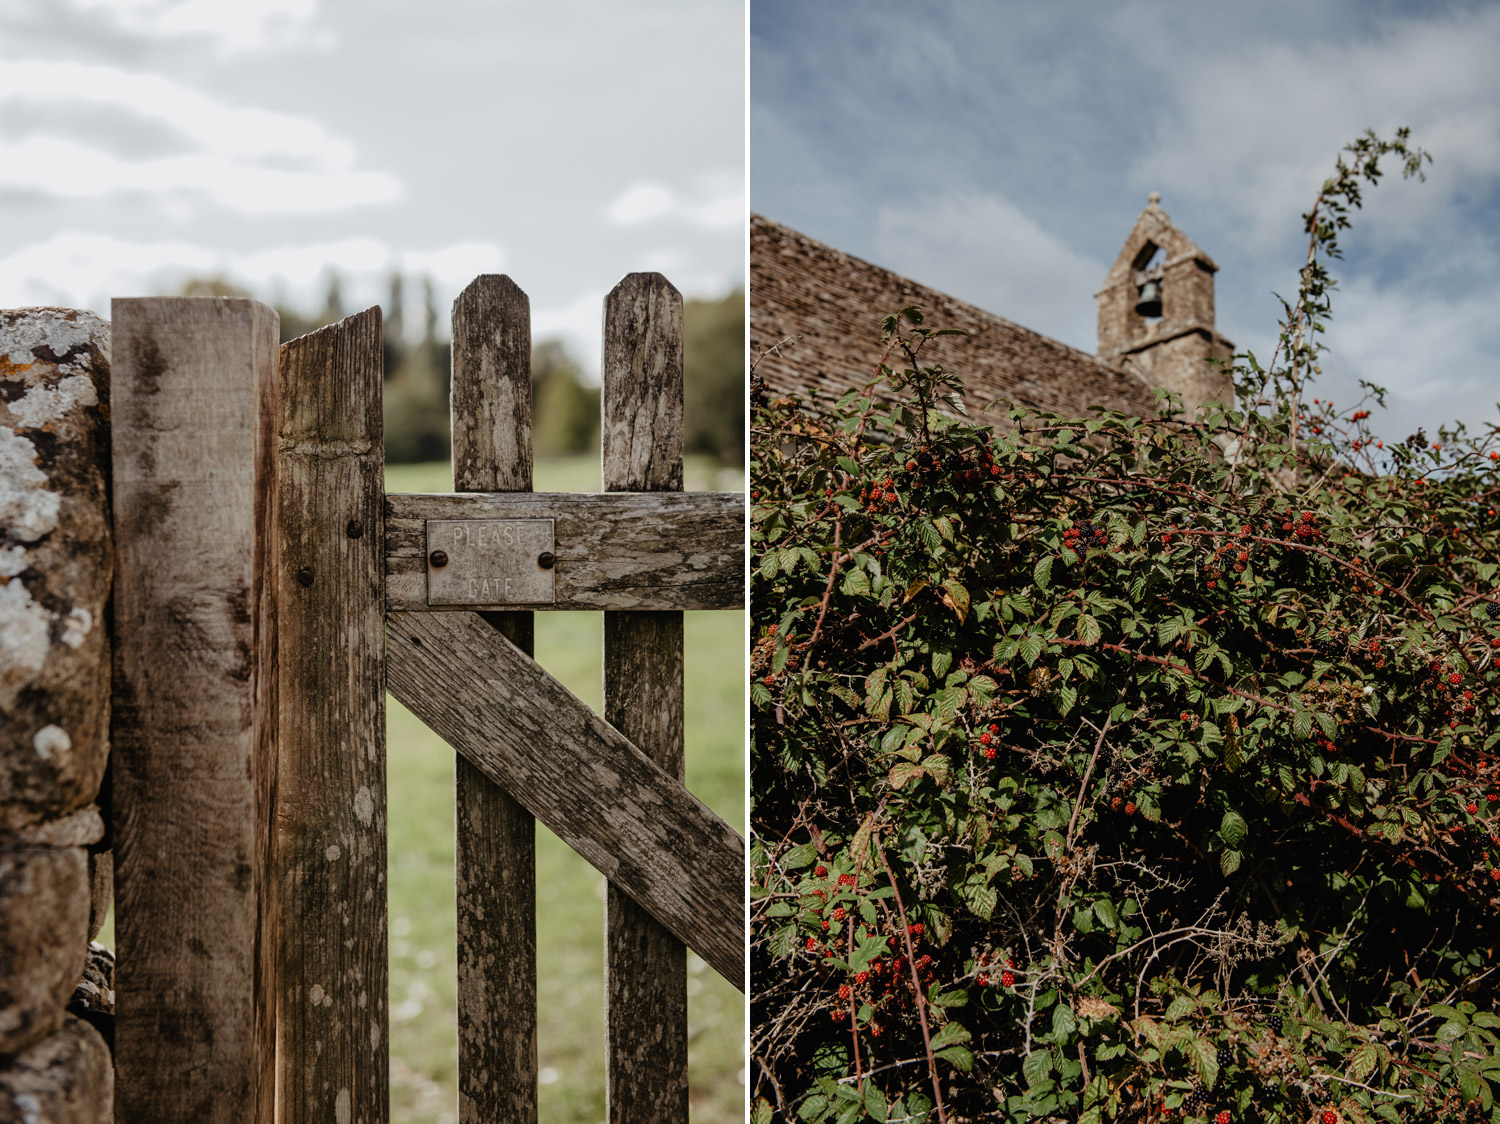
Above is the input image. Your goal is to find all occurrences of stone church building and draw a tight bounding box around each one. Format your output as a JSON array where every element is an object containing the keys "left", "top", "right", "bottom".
[{"left": 750, "top": 195, "right": 1234, "bottom": 425}]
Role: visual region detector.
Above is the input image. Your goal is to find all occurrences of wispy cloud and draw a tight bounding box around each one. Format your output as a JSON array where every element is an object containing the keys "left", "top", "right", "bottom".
[
  {"left": 1132, "top": 5, "right": 1500, "bottom": 257},
  {"left": 62, "top": 0, "right": 332, "bottom": 54},
  {"left": 874, "top": 192, "right": 1106, "bottom": 351},
  {"left": 0, "top": 60, "right": 399, "bottom": 215},
  {"left": 0, "top": 231, "right": 503, "bottom": 328},
  {"left": 606, "top": 175, "right": 743, "bottom": 230}
]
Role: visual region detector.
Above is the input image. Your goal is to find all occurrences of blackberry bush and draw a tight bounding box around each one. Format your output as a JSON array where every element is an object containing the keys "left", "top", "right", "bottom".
[{"left": 750, "top": 132, "right": 1498, "bottom": 1124}]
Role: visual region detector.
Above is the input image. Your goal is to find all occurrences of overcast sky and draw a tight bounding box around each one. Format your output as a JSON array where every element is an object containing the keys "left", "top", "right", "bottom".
[
  {"left": 0, "top": 0, "right": 745, "bottom": 375},
  {"left": 752, "top": 0, "right": 1500, "bottom": 445}
]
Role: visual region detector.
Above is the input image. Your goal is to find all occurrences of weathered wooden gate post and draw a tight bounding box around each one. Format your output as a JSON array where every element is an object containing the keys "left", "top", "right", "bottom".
[
  {"left": 110, "top": 298, "right": 280, "bottom": 1124},
  {"left": 449, "top": 275, "right": 539, "bottom": 1124},
  {"left": 274, "top": 309, "right": 388, "bottom": 1124},
  {"left": 602, "top": 273, "right": 689, "bottom": 1123}
]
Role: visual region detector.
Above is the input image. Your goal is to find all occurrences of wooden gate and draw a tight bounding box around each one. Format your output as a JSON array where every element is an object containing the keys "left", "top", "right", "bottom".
[{"left": 107, "top": 273, "right": 745, "bottom": 1124}]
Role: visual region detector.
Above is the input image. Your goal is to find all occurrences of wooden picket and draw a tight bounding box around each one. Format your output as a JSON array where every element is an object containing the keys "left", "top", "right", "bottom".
[
  {"left": 449, "top": 274, "right": 539, "bottom": 1124},
  {"left": 601, "top": 275, "right": 690, "bottom": 1121},
  {"left": 275, "top": 308, "right": 388, "bottom": 1124},
  {"left": 105, "top": 273, "right": 745, "bottom": 1124}
]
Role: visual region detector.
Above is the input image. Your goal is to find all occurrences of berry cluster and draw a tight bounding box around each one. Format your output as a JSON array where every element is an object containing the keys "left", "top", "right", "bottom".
[
  {"left": 903, "top": 443, "right": 1001, "bottom": 492},
  {"left": 972, "top": 722, "right": 1000, "bottom": 760},
  {"left": 1280, "top": 510, "right": 1322, "bottom": 540},
  {"left": 856, "top": 477, "right": 900, "bottom": 511},
  {"left": 1063, "top": 518, "right": 1112, "bottom": 553}
]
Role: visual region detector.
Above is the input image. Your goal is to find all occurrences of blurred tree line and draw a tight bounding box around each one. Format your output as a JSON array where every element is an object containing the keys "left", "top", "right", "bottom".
[{"left": 176, "top": 273, "right": 745, "bottom": 466}]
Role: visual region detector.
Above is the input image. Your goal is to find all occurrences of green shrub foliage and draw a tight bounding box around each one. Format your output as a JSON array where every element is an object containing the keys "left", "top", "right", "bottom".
[{"left": 749, "top": 132, "right": 1497, "bottom": 1124}]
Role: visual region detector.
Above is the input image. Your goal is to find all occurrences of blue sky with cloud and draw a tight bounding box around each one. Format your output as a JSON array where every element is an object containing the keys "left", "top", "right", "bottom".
[
  {"left": 0, "top": 0, "right": 744, "bottom": 373},
  {"left": 752, "top": 0, "right": 1500, "bottom": 442}
]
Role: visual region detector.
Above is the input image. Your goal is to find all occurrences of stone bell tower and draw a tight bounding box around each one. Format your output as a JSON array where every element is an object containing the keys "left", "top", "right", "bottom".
[{"left": 1096, "top": 193, "right": 1233, "bottom": 416}]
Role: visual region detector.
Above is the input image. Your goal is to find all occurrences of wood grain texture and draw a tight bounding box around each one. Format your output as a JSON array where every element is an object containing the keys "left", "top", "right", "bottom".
[
  {"left": 109, "top": 297, "right": 279, "bottom": 1124},
  {"left": 449, "top": 274, "right": 537, "bottom": 1124},
  {"left": 451, "top": 275, "right": 531, "bottom": 494},
  {"left": 275, "top": 308, "right": 387, "bottom": 1124},
  {"left": 602, "top": 274, "right": 684, "bottom": 494},
  {"left": 384, "top": 610, "right": 745, "bottom": 990},
  {"left": 384, "top": 491, "right": 744, "bottom": 611},
  {"left": 602, "top": 272, "right": 688, "bottom": 1124}
]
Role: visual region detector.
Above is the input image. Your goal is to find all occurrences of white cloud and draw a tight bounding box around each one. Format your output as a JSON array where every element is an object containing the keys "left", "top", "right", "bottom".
[
  {"left": 689, "top": 187, "right": 745, "bottom": 230},
  {"left": 1134, "top": 6, "right": 1500, "bottom": 256},
  {"left": 62, "top": 0, "right": 331, "bottom": 54},
  {"left": 873, "top": 191, "right": 1107, "bottom": 351},
  {"left": 1317, "top": 277, "right": 1500, "bottom": 439},
  {"left": 610, "top": 183, "right": 675, "bottom": 225},
  {"left": 0, "top": 136, "right": 400, "bottom": 215},
  {"left": 0, "top": 231, "right": 218, "bottom": 312},
  {"left": 0, "top": 231, "right": 504, "bottom": 334},
  {"left": 398, "top": 242, "right": 505, "bottom": 288},
  {"left": 0, "top": 60, "right": 399, "bottom": 215},
  {"left": 0, "top": 60, "right": 354, "bottom": 165},
  {"left": 607, "top": 175, "right": 745, "bottom": 230}
]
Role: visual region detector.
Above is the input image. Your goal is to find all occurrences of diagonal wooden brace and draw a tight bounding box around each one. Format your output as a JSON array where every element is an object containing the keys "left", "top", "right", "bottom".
[{"left": 385, "top": 610, "right": 746, "bottom": 990}]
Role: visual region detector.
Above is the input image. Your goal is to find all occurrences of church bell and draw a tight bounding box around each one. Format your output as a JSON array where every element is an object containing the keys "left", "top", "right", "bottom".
[{"left": 1135, "top": 279, "right": 1163, "bottom": 318}]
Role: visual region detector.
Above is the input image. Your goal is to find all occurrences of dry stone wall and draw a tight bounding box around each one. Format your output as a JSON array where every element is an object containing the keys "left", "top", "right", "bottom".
[{"left": 1, "top": 309, "right": 114, "bottom": 1122}]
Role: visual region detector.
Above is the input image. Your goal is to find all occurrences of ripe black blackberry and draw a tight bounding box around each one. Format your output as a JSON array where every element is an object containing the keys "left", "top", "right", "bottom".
[
  {"left": 1216, "top": 1044, "right": 1233, "bottom": 1067},
  {"left": 1265, "top": 1014, "right": 1283, "bottom": 1035},
  {"left": 1486, "top": 601, "right": 1500, "bottom": 620}
]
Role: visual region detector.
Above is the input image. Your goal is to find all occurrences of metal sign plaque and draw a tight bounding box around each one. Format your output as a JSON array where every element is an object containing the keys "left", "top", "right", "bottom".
[{"left": 425, "top": 519, "right": 556, "bottom": 606}]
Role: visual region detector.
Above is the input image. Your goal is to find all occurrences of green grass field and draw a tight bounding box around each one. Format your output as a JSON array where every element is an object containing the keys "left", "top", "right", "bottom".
[{"left": 101, "top": 454, "right": 746, "bottom": 1124}]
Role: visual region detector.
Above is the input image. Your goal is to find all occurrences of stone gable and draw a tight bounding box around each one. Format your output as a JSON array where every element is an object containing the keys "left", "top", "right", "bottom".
[{"left": 751, "top": 204, "right": 1231, "bottom": 426}]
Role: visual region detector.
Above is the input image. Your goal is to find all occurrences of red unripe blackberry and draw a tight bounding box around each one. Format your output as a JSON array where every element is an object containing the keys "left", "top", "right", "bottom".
[
  {"left": 1216, "top": 1112, "right": 1230, "bottom": 1124},
  {"left": 815, "top": 865, "right": 828, "bottom": 877},
  {"left": 838, "top": 984, "right": 851, "bottom": 999},
  {"left": 1001, "top": 970, "right": 1015, "bottom": 987},
  {"left": 1322, "top": 1111, "right": 1338, "bottom": 1124}
]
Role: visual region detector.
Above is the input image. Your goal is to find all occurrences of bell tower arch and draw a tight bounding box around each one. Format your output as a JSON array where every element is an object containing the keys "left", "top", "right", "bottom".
[{"left": 1096, "top": 193, "right": 1233, "bottom": 416}]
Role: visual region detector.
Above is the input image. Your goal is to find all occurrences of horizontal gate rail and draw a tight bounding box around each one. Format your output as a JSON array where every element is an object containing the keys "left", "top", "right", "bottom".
[
  {"left": 385, "top": 608, "right": 746, "bottom": 989},
  {"left": 384, "top": 490, "right": 745, "bottom": 611}
]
